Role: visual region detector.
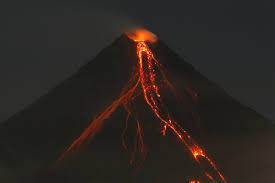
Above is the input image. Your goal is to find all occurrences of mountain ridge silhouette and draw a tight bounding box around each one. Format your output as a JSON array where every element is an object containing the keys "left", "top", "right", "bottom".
[{"left": 0, "top": 34, "right": 274, "bottom": 183}]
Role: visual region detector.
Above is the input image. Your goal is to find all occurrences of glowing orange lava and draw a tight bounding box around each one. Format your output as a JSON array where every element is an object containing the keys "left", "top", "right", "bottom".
[
  {"left": 190, "top": 180, "right": 201, "bottom": 183},
  {"left": 57, "top": 29, "right": 227, "bottom": 183},
  {"left": 126, "top": 28, "right": 157, "bottom": 42}
]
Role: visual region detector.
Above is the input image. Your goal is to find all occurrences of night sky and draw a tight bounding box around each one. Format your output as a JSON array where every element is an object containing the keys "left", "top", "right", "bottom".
[{"left": 0, "top": 0, "right": 274, "bottom": 123}]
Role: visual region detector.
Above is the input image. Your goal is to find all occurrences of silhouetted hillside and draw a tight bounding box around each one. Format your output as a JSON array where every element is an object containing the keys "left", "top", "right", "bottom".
[{"left": 0, "top": 35, "right": 274, "bottom": 183}]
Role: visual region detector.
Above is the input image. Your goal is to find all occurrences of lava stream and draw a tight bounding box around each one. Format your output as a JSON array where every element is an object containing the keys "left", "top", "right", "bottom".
[
  {"left": 190, "top": 181, "right": 201, "bottom": 183},
  {"left": 136, "top": 41, "right": 227, "bottom": 183},
  {"left": 57, "top": 30, "right": 227, "bottom": 183}
]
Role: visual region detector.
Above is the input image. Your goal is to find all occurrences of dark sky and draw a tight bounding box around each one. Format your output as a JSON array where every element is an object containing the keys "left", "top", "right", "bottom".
[{"left": 0, "top": 0, "right": 274, "bottom": 123}]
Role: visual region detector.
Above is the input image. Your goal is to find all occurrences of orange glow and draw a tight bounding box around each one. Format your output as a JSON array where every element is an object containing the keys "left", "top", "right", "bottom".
[
  {"left": 135, "top": 40, "right": 227, "bottom": 183},
  {"left": 190, "top": 181, "right": 201, "bottom": 183},
  {"left": 57, "top": 29, "right": 227, "bottom": 183},
  {"left": 57, "top": 71, "right": 141, "bottom": 162},
  {"left": 126, "top": 28, "right": 157, "bottom": 42}
]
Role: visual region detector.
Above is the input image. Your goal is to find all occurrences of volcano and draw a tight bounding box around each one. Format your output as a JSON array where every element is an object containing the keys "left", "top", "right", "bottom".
[{"left": 0, "top": 33, "right": 274, "bottom": 183}]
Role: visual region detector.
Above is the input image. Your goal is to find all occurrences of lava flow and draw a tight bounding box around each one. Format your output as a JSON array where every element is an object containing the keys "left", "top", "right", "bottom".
[
  {"left": 57, "top": 29, "right": 227, "bottom": 183},
  {"left": 190, "top": 181, "right": 201, "bottom": 183}
]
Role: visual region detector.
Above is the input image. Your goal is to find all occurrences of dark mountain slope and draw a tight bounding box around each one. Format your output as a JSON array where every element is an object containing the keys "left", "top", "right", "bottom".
[{"left": 0, "top": 35, "right": 273, "bottom": 183}]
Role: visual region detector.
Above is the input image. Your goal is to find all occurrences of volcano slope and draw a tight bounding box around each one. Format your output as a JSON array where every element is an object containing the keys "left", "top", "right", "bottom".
[{"left": 0, "top": 35, "right": 274, "bottom": 183}]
